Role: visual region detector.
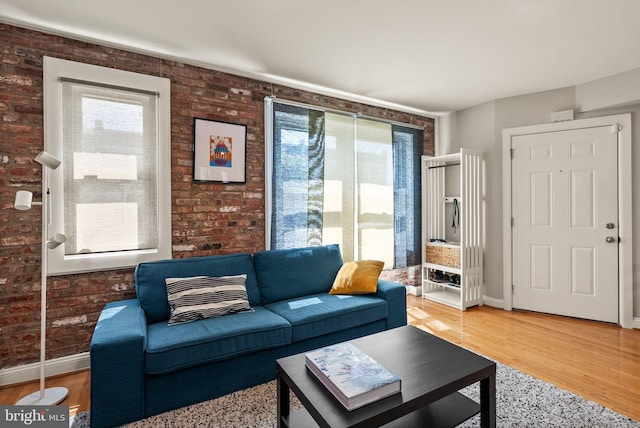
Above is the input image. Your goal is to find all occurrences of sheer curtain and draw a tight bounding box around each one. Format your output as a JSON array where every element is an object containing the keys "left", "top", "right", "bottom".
[
  {"left": 392, "top": 125, "right": 423, "bottom": 267},
  {"left": 270, "top": 103, "right": 325, "bottom": 249},
  {"left": 267, "top": 99, "right": 423, "bottom": 268}
]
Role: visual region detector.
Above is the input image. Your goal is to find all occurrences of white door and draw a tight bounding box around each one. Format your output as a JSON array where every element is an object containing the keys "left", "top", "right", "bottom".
[{"left": 511, "top": 125, "right": 618, "bottom": 323}]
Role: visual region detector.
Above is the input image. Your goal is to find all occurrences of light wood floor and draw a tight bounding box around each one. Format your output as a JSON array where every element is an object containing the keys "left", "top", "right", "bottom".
[
  {"left": 0, "top": 370, "right": 90, "bottom": 418},
  {"left": 407, "top": 296, "right": 640, "bottom": 422},
  {"left": 1, "top": 296, "right": 638, "bottom": 422}
]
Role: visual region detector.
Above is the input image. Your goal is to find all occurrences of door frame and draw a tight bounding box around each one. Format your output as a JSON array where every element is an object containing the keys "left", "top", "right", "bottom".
[{"left": 502, "top": 114, "right": 633, "bottom": 328}]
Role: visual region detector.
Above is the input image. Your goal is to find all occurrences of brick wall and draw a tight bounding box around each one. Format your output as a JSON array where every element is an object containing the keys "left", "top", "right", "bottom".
[{"left": 0, "top": 23, "right": 435, "bottom": 369}]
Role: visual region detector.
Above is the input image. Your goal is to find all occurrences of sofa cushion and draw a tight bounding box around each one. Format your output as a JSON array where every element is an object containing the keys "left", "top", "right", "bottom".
[
  {"left": 264, "top": 293, "right": 388, "bottom": 342},
  {"left": 253, "top": 244, "right": 343, "bottom": 305},
  {"left": 136, "top": 254, "right": 259, "bottom": 324},
  {"left": 145, "top": 306, "right": 291, "bottom": 375},
  {"left": 329, "top": 260, "right": 384, "bottom": 295},
  {"left": 166, "top": 275, "right": 251, "bottom": 325}
]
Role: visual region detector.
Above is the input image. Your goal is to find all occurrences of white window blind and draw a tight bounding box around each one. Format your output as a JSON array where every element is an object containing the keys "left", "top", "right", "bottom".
[{"left": 61, "top": 81, "right": 159, "bottom": 255}]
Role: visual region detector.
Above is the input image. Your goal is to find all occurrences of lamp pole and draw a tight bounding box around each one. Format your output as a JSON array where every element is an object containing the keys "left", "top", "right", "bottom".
[{"left": 15, "top": 151, "right": 68, "bottom": 406}]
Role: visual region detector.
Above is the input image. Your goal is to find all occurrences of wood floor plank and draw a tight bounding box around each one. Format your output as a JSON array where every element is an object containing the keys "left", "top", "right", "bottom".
[{"left": 0, "top": 296, "right": 638, "bottom": 422}]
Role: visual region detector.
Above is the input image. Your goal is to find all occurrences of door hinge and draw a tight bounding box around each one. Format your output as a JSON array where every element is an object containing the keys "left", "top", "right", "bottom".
[
  {"left": 511, "top": 217, "right": 514, "bottom": 227},
  {"left": 510, "top": 148, "right": 514, "bottom": 159},
  {"left": 512, "top": 284, "right": 515, "bottom": 294}
]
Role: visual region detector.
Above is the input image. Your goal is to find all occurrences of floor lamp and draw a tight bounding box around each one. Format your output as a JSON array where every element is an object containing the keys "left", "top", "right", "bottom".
[{"left": 14, "top": 150, "right": 69, "bottom": 405}]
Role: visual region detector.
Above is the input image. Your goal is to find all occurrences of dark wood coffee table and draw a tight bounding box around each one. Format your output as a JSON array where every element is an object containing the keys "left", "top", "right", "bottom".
[{"left": 276, "top": 325, "right": 496, "bottom": 427}]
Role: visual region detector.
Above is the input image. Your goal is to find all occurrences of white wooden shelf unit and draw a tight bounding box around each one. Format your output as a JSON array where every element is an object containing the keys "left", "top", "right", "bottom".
[{"left": 421, "top": 149, "right": 483, "bottom": 310}]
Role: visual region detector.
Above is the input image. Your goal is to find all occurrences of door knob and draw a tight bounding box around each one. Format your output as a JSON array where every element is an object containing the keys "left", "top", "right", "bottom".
[{"left": 605, "top": 236, "right": 616, "bottom": 244}]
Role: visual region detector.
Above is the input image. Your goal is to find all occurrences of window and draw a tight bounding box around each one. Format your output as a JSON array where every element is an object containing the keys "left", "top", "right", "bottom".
[
  {"left": 265, "top": 99, "right": 423, "bottom": 269},
  {"left": 44, "top": 57, "right": 171, "bottom": 274}
]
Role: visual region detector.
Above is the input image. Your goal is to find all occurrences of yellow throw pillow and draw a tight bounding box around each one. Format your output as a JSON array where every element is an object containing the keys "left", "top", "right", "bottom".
[{"left": 329, "top": 260, "right": 384, "bottom": 295}]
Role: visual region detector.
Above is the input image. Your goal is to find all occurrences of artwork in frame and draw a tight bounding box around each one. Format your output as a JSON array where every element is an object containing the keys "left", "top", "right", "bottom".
[{"left": 193, "top": 117, "right": 247, "bottom": 183}]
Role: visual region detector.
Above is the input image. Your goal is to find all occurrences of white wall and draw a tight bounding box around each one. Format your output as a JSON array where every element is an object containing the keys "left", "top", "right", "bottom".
[{"left": 440, "top": 69, "right": 640, "bottom": 319}]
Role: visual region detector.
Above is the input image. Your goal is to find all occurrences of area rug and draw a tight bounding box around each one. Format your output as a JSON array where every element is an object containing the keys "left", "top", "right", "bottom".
[{"left": 70, "top": 362, "right": 639, "bottom": 427}]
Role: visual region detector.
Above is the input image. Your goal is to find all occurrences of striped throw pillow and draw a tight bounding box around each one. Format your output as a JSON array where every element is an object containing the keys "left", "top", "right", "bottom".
[{"left": 165, "top": 274, "right": 251, "bottom": 325}]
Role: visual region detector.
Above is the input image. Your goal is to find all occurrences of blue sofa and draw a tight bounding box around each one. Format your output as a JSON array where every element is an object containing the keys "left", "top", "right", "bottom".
[{"left": 89, "top": 244, "right": 407, "bottom": 428}]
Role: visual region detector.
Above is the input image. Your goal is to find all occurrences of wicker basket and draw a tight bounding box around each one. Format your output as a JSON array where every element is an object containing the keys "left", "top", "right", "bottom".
[{"left": 425, "top": 244, "right": 460, "bottom": 268}]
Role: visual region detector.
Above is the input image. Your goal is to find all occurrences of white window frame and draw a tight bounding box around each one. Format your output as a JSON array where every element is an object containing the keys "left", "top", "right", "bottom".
[{"left": 43, "top": 56, "right": 171, "bottom": 275}]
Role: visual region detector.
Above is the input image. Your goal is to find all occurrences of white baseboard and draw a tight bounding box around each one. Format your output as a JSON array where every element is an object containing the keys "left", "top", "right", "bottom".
[
  {"left": 405, "top": 285, "right": 422, "bottom": 296},
  {"left": 0, "top": 352, "right": 90, "bottom": 387},
  {"left": 483, "top": 296, "right": 504, "bottom": 309},
  {"left": 483, "top": 299, "right": 639, "bottom": 330}
]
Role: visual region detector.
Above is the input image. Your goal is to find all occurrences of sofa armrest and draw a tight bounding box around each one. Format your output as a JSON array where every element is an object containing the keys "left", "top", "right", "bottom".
[
  {"left": 375, "top": 279, "right": 407, "bottom": 329},
  {"left": 90, "top": 299, "right": 147, "bottom": 428}
]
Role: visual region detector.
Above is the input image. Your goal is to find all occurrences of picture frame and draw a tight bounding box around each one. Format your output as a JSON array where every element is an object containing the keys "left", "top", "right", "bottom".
[{"left": 192, "top": 117, "right": 247, "bottom": 183}]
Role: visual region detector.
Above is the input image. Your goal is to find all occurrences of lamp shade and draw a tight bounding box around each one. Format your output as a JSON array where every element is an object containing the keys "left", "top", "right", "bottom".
[
  {"left": 35, "top": 151, "right": 61, "bottom": 170},
  {"left": 47, "top": 233, "right": 66, "bottom": 249},
  {"left": 14, "top": 190, "right": 33, "bottom": 211}
]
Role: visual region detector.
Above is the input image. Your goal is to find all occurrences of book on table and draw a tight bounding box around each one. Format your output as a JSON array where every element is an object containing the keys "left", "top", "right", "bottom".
[{"left": 304, "top": 342, "right": 401, "bottom": 411}]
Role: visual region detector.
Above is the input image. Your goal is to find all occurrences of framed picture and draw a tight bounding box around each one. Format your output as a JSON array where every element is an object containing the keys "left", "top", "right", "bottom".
[{"left": 193, "top": 117, "right": 247, "bottom": 183}]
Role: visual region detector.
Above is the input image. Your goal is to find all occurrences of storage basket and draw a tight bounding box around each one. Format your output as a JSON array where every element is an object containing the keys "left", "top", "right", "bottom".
[{"left": 425, "top": 244, "right": 460, "bottom": 268}]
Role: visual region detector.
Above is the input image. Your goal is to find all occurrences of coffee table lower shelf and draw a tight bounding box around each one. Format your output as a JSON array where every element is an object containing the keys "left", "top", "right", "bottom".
[{"left": 282, "top": 391, "right": 480, "bottom": 428}]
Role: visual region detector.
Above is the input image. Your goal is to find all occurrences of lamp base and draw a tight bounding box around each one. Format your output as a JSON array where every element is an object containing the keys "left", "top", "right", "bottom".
[{"left": 15, "top": 387, "right": 68, "bottom": 405}]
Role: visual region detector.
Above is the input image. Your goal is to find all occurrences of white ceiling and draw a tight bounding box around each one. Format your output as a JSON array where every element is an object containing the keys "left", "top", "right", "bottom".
[{"left": 2, "top": 0, "right": 640, "bottom": 115}]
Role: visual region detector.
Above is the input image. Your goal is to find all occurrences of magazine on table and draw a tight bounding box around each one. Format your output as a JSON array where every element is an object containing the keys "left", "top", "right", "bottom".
[{"left": 305, "top": 342, "right": 401, "bottom": 411}]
